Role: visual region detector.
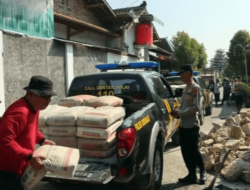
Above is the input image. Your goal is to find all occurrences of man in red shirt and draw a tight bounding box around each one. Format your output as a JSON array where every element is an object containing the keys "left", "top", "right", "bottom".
[{"left": 0, "top": 75, "right": 57, "bottom": 190}]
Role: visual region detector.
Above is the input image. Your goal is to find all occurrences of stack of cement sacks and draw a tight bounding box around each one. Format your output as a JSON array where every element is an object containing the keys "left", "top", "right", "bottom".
[
  {"left": 39, "top": 95, "right": 96, "bottom": 148},
  {"left": 199, "top": 109, "right": 250, "bottom": 183},
  {"left": 46, "top": 106, "right": 94, "bottom": 148},
  {"left": 77, "top": 96, "right": 125, "bottom": 158},
  {"left": 38, "top": 105, "right": 65, "bottom": 139},
  {"left": 38, "top": 95, "right": 125, "bottom": 158}
]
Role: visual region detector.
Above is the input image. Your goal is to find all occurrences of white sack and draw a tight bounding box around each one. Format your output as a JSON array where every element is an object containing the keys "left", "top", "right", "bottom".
[
  {"left": 78, "top": 132, "right": 116, "bottom": 150},
  {"left": 58, "top": 95, "right": 96, "bottom": 107},
  {"left": 21, "top": 165, "right": 47, "bottom": 190},
  {"left": 77, "top": 120, "right": 122, "bottom": 139},
  {"left": 21, "top": 145, "right": 80, "bottom": 189},
  {"left": 39, "top": 127, "right": 49, "bottom": 135},
  {"left": 48, "top": 136, "right": 78, "bottom": 148},
  {"left": 47, "top": 106, "right": 93, "bottom": 126},
  {"left": 85, "top": 96, "right": 123, "bottom": 107},
  {"left": 77, "top": 107, "right": 125, "bottom": 128},
  {"left": 39, "top": 105, "right": 65, "bottom": 127},
  {"left": 48, "top": 126, "right": 77, "bottom": 136},
  {"left": 80, "top": 145, "right": 116, "bottom": 158}
]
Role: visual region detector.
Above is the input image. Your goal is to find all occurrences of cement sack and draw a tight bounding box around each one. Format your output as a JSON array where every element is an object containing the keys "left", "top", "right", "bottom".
[
  {"left": 78, "top": 132, "right": 116, "bottom": 150},
  {"left": 47, "top": 106, "right": 94, "bottom": 126},
  {"left": 77, "top": 107, "right": 125, "bottom": 128},
  {"left": 80, "top": 145, "right": 116, "bottom": 158},
  {"left": 48, "top": 136, "right": 78, "bottom": 148},
  {"left": 77, "top": 120, "right": 122, "bottom": 139},
  {"left": 39, "top": 105, "right": 65, "bottom": 127},
  {"left": 85, "top": 96, "right": 123, "bottom": 107},
  {"left": 48, "top": 126, "right": 77, "bottom": 136},
  {"left": 58, "top": 95, "right": 96, "bottom": 107},
  {"left": 39, "top": 127, "right": 49, "bottom": 135},
  {"left": 21, "top": 145, "right": 80, "bottom": 189},
  {"left": 21, "top": 164, "right": 47, "bottom": 190}
]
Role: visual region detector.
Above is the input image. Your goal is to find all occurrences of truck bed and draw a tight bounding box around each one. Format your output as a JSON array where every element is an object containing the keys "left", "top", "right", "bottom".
[{"left": 44, "top": 155, "right": 117, "bottom": 184}]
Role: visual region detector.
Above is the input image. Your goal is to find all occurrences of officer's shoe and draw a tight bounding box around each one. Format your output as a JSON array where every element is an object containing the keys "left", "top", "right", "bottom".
[
  {"left": 198, "top": 170, "right": 207, "bottom": 185},
  {"left": 178, "top": 175, "right": 197, "bottom": 184}
]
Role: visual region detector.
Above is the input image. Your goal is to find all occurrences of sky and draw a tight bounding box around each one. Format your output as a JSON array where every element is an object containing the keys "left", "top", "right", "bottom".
[{"left": 107, "top": 0, "right": 250, "bottom": 66}]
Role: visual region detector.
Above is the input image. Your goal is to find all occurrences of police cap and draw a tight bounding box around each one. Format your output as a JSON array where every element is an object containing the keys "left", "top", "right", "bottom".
[{"left": 177, "top": 64, "right": 193, "bottom": 75}]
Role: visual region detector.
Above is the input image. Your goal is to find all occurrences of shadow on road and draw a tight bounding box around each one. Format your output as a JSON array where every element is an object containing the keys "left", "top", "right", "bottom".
[{"left": 163, "top": 142, "right": 180, "bottom": 154}]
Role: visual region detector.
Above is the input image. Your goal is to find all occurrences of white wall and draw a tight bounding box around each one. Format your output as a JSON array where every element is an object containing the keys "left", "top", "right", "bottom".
[
  {"left": 0, "top": 31, "right": 5, "bottom": 115},
  {"left": 107, "top": 52, "right": 138, "bottom": 63},
  {"left": 124, "top": 24, "right": 137, "bottom": 54},
  {"left": 65, "top": 43, "right": 74, "bottom": 93},
  {"left": 55, "top": 23, "right": 110, "bottom": 47}
]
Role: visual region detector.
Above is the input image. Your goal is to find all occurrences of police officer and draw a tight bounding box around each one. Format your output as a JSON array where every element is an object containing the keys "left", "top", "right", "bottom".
[{"left": 170, "top": 64, "right": 206, "bottom": 184}]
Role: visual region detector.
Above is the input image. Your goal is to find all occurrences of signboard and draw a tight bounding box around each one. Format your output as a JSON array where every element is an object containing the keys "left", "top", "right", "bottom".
[{"left": 0, "top": 0, "right": 54, "bottom": 39}]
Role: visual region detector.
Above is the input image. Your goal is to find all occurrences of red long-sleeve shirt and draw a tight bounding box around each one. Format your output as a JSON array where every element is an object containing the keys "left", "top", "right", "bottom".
[{"left": 0, "top": 98, "right": 44, "bottom": 177}]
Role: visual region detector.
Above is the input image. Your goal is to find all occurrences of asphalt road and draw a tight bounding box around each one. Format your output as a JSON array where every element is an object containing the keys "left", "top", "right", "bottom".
[{"left": 32, "top": 95, "right": 249, "bottom": 190}]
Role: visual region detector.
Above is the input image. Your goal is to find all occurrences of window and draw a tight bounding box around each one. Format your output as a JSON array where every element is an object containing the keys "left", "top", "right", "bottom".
[{"left": 150, "top": 75, "right": 171, "bottom": 99}]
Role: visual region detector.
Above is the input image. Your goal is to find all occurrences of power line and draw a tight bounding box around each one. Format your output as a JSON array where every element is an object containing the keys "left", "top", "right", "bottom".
[
  {"left": 127, "top": 0, "right": 139, "bottom": 8},
  {"left": 117, "top": 0, "right": 128, "bottom": 8}
]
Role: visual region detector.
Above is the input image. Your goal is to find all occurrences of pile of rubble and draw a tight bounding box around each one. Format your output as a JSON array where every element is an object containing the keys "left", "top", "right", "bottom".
[{"left": 199, "top": 109, "right": 250, "bottom": 183}]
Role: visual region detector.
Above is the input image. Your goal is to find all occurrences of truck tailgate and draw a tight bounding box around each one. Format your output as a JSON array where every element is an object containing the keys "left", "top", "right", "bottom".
[{"left": 44, "top": 155, "right": 117, "bottom": 184}]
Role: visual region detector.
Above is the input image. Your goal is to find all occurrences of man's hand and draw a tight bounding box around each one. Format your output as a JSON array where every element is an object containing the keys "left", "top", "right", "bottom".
[
  {"left": 29, "top": 154, "right": 46, "bottom": 171},
  {"left": 170, "top": 110, "right": 179, "bottom": 118},
  {"left": 42, "top": 140, "right": 56, "bottom": 146}
]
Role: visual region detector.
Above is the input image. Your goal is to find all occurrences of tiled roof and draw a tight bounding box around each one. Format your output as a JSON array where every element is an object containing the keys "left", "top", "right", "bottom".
[
  {"left": 54, "top": 12, "right": 120, "bottom": 37},
  {"left": 85, "top": 0, "right": 117, "bottom": 24}
]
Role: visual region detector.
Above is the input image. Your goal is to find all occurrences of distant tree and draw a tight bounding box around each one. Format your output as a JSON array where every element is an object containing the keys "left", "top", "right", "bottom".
[
  {"left": 227, "top": 30, "right": 250, "bottom": 81},
  {"left": 223, "top": 65, "right": 235, "bottom": 79},
  {"left": 171, "top": 31, "right": 207, "bottom": 70},
  {"left": 210, "top": 49, "right": 228, "bottom": 73}
]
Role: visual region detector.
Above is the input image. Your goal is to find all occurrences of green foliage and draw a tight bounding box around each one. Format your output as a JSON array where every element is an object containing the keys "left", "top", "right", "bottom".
[
  {"left": 241, "top": 83, "right": 250, "bottom": 103},
  {"left": 171, "top": 31, "right": 207, "bottom": 70},
  {"left": 223, "top": 65, "right": 235, "bottom": 79},
  {"left": 227, "top": 30, "right": 250, "bottom": 82}
]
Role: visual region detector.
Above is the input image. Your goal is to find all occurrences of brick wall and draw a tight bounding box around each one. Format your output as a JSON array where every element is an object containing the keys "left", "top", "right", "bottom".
[{"left": 54, "top": 0, "right": 101, "bottom": 26}]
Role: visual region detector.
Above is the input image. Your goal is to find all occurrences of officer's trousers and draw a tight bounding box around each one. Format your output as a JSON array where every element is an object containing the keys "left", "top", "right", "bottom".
[{"left": 179, "top": 127, "right": 204, "bottom": 177}]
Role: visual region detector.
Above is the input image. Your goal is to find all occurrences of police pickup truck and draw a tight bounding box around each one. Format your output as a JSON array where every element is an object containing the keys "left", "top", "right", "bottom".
[
  {"left": 166, "top": 74, "right": 213, "bottom": 117},
  {"left": 44, "top": 62, "right": 181, "bottom": 190}
]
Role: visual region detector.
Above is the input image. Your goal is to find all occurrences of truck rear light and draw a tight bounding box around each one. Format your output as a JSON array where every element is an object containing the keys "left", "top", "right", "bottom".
[{"left": 117, "top": 127, "right": 136, "bottom": 158}]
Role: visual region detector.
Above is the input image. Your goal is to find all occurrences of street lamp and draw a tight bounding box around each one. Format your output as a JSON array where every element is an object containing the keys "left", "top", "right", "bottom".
[{"left": 234, "top": 44, "right": 250, "bottom": 84}]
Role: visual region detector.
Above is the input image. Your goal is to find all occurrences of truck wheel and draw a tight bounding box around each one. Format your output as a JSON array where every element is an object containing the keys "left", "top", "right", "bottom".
[
  {"left": 171, "top": 130, "right": 180, "bottom": 145},
  {"left": 129, "top": 141, "right": 163, "bottom": 190},
  {"left": 148, "top": 141, "right": 163, "bottom": 190}
]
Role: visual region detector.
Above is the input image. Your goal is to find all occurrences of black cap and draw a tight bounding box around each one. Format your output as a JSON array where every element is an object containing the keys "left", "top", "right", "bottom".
[
  {"left": 24, "top": 75, "right": 57, "bottom": 96},
  {"left": 177, "top": 64, "right": 193, "bottom": 75},
  {"left": 236, "top": 75, "right": 242, "bottom": 79}
]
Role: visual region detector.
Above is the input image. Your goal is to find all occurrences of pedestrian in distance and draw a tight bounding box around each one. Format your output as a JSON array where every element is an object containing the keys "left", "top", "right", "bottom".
[
  {"left": 0, "top": 75, "right": 57, "bottom": 190},
  {"left": 214, "top": 78, "right": 221, "bottom": 106},
  {"left": 208, "top": 79, "right": 215, "bottom": 93},
  {"left": 230, "top": 79, "right": 237, "bottom": 104},
  {"left": 234, "top": 75, "right": 244, "bottom": 114},
  {"left": 170, "top": 64, "right": 206, "bottom": 185},
  {"left": 220, "top": 79, "right": 231, "bottom": 106}
]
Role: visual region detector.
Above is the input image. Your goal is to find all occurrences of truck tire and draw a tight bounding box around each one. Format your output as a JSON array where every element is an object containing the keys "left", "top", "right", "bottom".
[
  {"left": 131, "top": 140, "right": 163, "bottom": 190},
  {"left": 147, "top": 140, "right": 163, "bottom": 190},
  {"left": 171, "top": 130, "right": 180, "bottom": 145}
]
